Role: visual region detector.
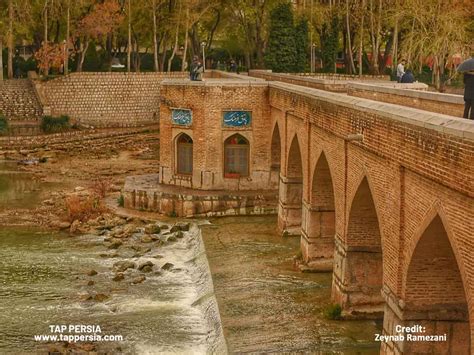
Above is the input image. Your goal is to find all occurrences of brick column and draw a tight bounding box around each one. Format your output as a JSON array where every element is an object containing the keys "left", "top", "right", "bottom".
[
  {"left": 300, "top": 200, "right": 335, "bottom": 270},
  {"left": 331, "top": 236, "right": 384, "bottom": 318},
  {"left": 277, "top": 174, "right": 303, "bottom": 236}
]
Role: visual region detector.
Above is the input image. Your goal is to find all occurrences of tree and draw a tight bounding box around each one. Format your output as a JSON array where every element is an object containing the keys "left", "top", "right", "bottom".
[
  {"left": 319, "top": 12, "right": 339, "bottom": 73},
  {"left": 265, "top": 2, "right": 297, "bottom": 72},
  {"left": 294, "top": 18, "right": 309, "bottom": 72},
  {"left": 74, "top": 0, "right": 124, "bottom": 72}
]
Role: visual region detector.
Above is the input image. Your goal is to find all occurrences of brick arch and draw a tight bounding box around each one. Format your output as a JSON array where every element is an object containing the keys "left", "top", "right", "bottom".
[
  {"left": 332, "top": 174, "right": 384, "bottom": 313},
  {"left": 270, "top": 121, "right": 281, "bottom": 170},
  {"left": 301, "top": 150, "right": 336, "bottom": 264},
  {"left": 310, "top": 151, "right": 335, "bottom": 209},
  {"left": 277, "top": 134, "right": 304, "bottom": 235},
  {"left": 286, "top": 134, "right": 303, "bottom": 178},
  {"left": 346, "top": 175, "right": 382, "bottom": 248},
  {"left": 401, "top": 210, "right": 471, "bottom": 353}
]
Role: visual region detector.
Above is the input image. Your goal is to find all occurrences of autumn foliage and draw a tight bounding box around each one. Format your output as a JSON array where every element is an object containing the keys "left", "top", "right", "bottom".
[
  {"left": 34, "top": 42, "right": 67, "bottom": 74},
  {"left": 65, "top": 195, "right": 107, "bottom": 223},
  {"left": 77, "top": 0, "right": 124, "bottom": 40}
]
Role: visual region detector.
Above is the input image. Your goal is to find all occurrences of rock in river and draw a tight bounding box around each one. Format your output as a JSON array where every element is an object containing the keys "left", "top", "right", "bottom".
[
  {"left": 131, "top": 275, "right": 146, "bottom": 284},
  {"left": 161, "top": 262, "right": 174, "bottom": 271},
  {"left": 113, "top": 260, "right": 136, "bottom": 272}
]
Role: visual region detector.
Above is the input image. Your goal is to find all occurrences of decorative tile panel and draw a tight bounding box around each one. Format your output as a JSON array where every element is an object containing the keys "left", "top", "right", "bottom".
[
  {"left": 172, "top": 109, "right": 192, "bottom": 126},
  {"left": 223, "top": 110, "right": 252, "bottom": 127}
]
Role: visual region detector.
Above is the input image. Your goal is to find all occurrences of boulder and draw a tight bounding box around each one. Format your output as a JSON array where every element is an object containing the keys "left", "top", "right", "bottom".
[
  {"left": 140, "top": 235, "right": 153, "bottom": 243},
  {"left": 175, "top": 231, "right": 184, "bottom": 239},
  {"left": 70, "top": 220, "right": 81, "bottom": 233},
  {"left": 58, "top": 221, "right": 71, "bottom": 230},
  {"left": 87, "top": 280, "right": 95, "bottom": 286},
  {"left": 167, "top": 236, "right": 177, "bottom": 242},
  {"left": 113, "top": 260, "right": 136, "bottom": 272},
  {"left": 144, "top": 224, "right": 161, "bottom": 234},
  {"left": 161, "top": 262, "right": 174, "bottom": 271},
  {"left": 171, "top": 222, "right": 190, "bottom": 232},
  {"left": 112, "top": 273, "right": 125, "bottom": 282},
  {"left": 138, "top": 261, "right": 154, "bottom": 270},
  {"left": 86, "top": 270, "right": 98, "bottom": 276},
  {"left": 131, "top": 275, "right": 146, "bottom": 284}
]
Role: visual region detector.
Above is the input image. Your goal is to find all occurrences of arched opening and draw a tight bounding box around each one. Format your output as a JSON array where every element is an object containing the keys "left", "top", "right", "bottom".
[
  {"left": 176, "top": 133, "right": 193, "bottom": 175},
  {"left": 332, "top": 176, "right": 384, "bottom": 315},
  {"left": 224, "top": 134, "right": 249, "bottom": 177},
  {"left": 278, "top": 135, "right": 303, "bottom": 236},
  {"left": 270, "top": 123, "right": 281, "bottom": 171},
  {"left": 301, "top": 152, "right": 335, "bottom": 268},
  {"left": 401, "top": 215, "right": 470, "bottom": 353}
]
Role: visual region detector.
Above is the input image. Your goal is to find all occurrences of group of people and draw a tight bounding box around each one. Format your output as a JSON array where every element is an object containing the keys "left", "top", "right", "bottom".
[
  {"left": 396, "top": 59, "right": 415, "bottom": 83},
  {"left": 397, "top": 58, "right": 473, "bottom": 119}
]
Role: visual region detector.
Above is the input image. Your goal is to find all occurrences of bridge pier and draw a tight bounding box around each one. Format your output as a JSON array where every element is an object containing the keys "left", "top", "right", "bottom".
[
  {"left": 277, "top": 175, "right": 302, "bottom": 236},
  {"left": 381, "top": 289, "right": 470, "bottom": 354},
  {"left": 332, "top": 236, "right": 384, "bottom": 318},
  {"left": 300, "top": 200, "right": 334, "bottom": 270}
]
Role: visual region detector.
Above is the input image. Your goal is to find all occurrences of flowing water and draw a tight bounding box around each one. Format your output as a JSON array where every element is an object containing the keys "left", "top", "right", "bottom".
[{"left": 0, "top": 165, "right": 380, "bottom": 354}]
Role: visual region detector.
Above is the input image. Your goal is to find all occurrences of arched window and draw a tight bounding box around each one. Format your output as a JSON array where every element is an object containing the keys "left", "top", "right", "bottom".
[
  {"left": 224, "top": 134, "right": 249, "bottom": 177},
  {"left": 176, "top": 134, "right": 193, "bottom": 175}
]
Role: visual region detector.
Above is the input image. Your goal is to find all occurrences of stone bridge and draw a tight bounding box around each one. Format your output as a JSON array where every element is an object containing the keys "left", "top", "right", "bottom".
[
  {"left": 267, "top": 81, "right": 473, "bottom": 354},
  {"left": 126, "top": 73, "right": 473, "bottom": 354}
]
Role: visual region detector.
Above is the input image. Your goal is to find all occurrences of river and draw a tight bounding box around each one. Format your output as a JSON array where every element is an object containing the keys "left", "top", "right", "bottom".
[{"left": 0, "top": 164, "right": 380, "bottom": 354}]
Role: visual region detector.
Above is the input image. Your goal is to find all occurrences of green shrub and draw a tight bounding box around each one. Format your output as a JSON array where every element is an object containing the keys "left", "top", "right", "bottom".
[
  {"left": 0, "top": 115, "right": 9, "bottom": 135},
  {"left": 117, "top": 194, "right": 125, "bottom": 207},
  {"left": 41, "top": 115, "right": 71, "bottom": 133},
  {"left": 324, "top": 303, "right": 342, "bottom": 320}
]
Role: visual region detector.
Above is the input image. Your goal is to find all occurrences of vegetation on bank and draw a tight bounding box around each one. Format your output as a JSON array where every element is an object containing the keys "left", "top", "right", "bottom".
[
  {"left": 0, "top": 115, "right": 9, "bottom": 135},
  {"left": 0, "top": 0, "right": 472, "bottom": 91},
  {"left": 40, "top": 115, "right": 71, "bottom": 133}
]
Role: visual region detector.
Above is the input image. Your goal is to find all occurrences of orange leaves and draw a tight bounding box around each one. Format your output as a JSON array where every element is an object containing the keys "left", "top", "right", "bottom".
[
  {"left": 77, "top": 0, "right": 124, "bottom": 40},
  {"left": 34, "top": 42, "right": 66, "bottom": 72}
]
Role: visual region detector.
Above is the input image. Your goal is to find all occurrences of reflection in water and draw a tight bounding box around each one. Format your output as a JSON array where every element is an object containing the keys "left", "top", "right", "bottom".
[
  {"left": 0, "top": 162, "right": 45, "bottom": 209},
  {"left": 202, "top": 216, "right": 381, "bottom": 354}
]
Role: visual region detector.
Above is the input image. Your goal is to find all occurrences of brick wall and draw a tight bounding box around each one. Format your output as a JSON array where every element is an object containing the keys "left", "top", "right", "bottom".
[
  {"left": 347, "top": 82, "right": 464, "bottom": 118},
  {"left": 159, "top": 79, "right": 276, "bottom": 191},
  {"left": 34, "top": 72, "right": 187, "bottom": 128}
]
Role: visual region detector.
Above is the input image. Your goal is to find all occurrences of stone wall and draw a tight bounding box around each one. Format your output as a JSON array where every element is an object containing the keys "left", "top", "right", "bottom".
[
  {"left": 34, "top": 72, "right": 187, "bottom": 128},
  {"left": 347, "top": 82, "right": 464, "bottom": 117},
  {"left": 0, "top": 79, "right": 43, "bottom": 121}
]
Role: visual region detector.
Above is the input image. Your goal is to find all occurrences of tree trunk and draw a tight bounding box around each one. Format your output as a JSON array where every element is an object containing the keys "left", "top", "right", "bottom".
[
  {"left": 7, "top": 0, "right": 14, "bottom": 79},
  {"left": 65, "top": 0, "right": 70, "bottom": 75},
  {"left": 77, "top": 40, "right": 89, "bottom": 72},
  {"left": 181, "top": 6, "right": 189, "bottom": 72},
  {"left": 0, "top": 38, "right": 3, "bottom": 81},
  {"left": 152, "top": 0, "right": 159, "bottom": 72},
  {"left": 168, "top": 0, "right": 182, "bottom": 72},
  {"left": 345, "top": 1, "right": 356, "bottom": 74},
  {"left": 358, "top": 0, "right": 365, "bottom": 76},
  {"left": 391, "top": 0, "right": 399, "bottom": 75},
  {"left": 127, "top": 0, "right": 132, "bottom": 72}
]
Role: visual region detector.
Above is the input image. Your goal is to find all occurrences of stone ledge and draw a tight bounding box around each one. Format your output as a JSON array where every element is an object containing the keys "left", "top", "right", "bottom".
[
  {"left": 161, "top": 78, "right": 269, "bottom": 87},
  {"left": 348, "top": 82, "right": 462, "bottom": 103},
  {"left": 270, "top": 82, "right": 474, "bottom": 139}
]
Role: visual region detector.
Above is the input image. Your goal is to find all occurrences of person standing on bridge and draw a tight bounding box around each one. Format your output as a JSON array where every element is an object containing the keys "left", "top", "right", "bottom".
[
  {"left": 397, "top": 59, "right": 406, "bottom": 83},
  {"left": 463, "top": 71, "right": 474, "bottom": 119}
]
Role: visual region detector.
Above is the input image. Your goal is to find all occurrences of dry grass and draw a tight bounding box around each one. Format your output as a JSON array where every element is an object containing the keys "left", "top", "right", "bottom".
[
  {"left": 65, "top": 195, "right": 107, "bottom": 222},
  {"left": 90, "top": 178, "right": 112, "bottom": 198}
]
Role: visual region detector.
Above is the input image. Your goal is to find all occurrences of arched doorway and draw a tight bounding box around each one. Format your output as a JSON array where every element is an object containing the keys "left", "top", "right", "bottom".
[
  {"left": 301, "top": 152, "right": 335, "bottom": 269},
  {"left": 176, "top": 133, "right": 193, "bottom": 175},
  {"left": 332, "top": 176, "right": 384, "bottom": 316},
  {"left": 278, "top": 135, "right": 303, "bottom": 236},
  {"left": 224, "top": 134, "right": 249, "bottom": 177}
]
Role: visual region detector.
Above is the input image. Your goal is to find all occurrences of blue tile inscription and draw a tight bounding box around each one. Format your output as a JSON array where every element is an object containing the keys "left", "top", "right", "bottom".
[
  {"left": 223, "top": 111, "right": 251, "bottom": 127},
  {"left": 172, "top": 109, "right": 192, "bottom": 125}
]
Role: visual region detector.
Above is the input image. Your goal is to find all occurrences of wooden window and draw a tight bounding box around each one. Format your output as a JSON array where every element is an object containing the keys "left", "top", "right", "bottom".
[
  {"left": 224, "top": 134, "right": 249, "bottom": 177},
  {"left": 177, "top": 134, "right": 193, "bottom": 175}
]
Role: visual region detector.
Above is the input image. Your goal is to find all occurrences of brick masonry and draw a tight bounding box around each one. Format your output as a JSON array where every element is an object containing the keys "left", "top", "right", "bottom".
[
  {"left": 33, "top": 72, "right": 187, "bottom": 128},
  {"left": 153, "top": 77, "right": 473, "bottom": 352},
  {"left": 347, "top": 82, "right": 464, "bottom": 118}
]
